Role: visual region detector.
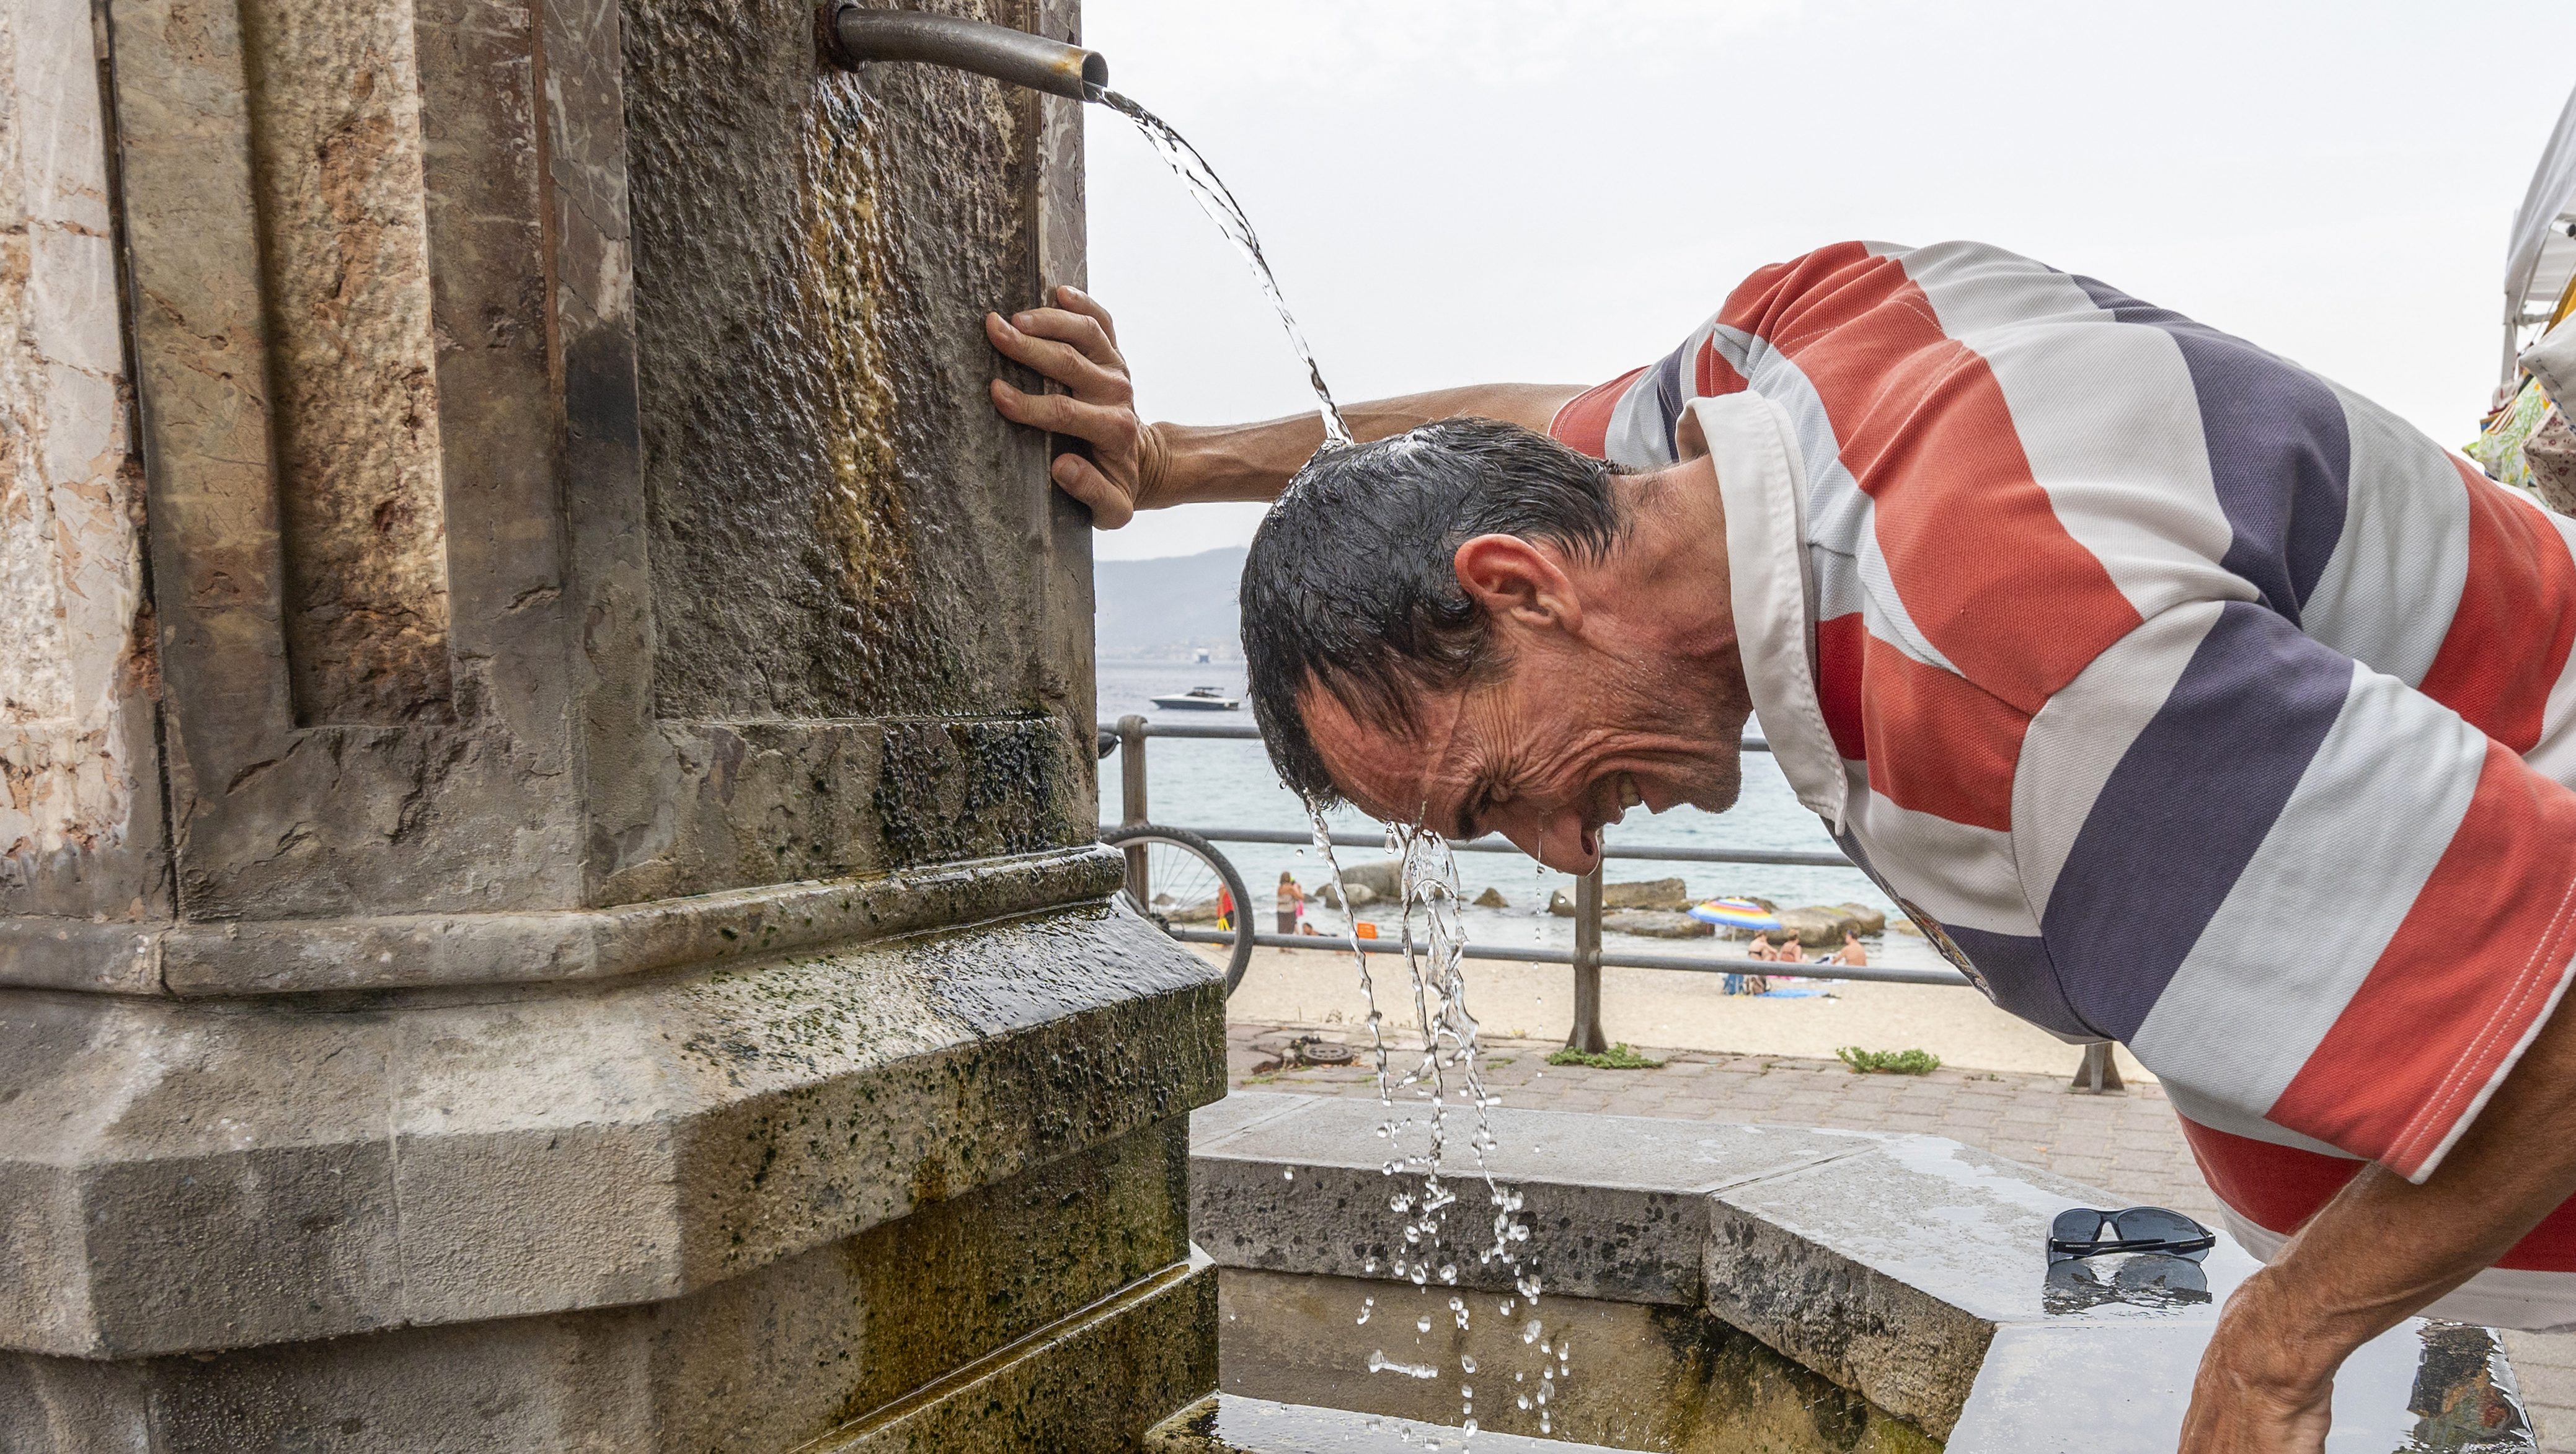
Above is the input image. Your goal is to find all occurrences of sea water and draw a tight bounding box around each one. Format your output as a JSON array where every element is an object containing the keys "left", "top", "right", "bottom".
[
  {"left": 1093, "top": 89, "right": 1354, "bottom": 449},
  {"left": 1092, "top": 659, "right": 1934, "bottom": 965}
]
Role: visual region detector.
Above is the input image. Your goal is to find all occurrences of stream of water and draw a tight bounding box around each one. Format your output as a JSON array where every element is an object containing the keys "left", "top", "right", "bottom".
[
  {"left": 1093, "top": 87, "right": 1559, "bottom": 1440},
  {"left": 1093, "top": 89, "right": 1354, "bottom": 449}
]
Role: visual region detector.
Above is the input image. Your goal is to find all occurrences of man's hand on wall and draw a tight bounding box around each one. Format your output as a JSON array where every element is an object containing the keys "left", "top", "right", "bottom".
[{"left": 987, "top": 286, "right": 1167, "bottom": 527}]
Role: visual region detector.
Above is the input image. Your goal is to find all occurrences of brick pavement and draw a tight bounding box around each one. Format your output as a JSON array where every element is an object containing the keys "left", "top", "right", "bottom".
[{"left": 1224, "top": 1021, "right": 2576, "bottom": 1447}]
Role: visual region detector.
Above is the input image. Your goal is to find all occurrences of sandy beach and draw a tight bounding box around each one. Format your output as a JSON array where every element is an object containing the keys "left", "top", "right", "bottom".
[{"left": 1212, "top": 943, "right": 2154, "bottom": 1083}]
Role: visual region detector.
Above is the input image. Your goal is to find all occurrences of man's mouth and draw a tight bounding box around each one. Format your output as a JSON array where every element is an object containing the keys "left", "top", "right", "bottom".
[{"left": 1601, "top": 772, "right": 1643, "bottom": 827}]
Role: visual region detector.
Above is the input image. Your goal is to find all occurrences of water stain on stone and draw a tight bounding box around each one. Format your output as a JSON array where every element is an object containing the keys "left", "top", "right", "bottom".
[{"left": 800, "top": 92, "right": 916, "bottom": 642}]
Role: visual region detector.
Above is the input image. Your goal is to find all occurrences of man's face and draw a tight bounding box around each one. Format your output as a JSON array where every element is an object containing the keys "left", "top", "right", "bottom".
[{"left": 1301, "top": 632, "right": 1751, "bottom": 875}]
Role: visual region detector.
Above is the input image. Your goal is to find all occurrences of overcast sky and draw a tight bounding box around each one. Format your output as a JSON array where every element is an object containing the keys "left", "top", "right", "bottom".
[{"left": 1070, "top": 1, "right": 2576, "bottom": 561}]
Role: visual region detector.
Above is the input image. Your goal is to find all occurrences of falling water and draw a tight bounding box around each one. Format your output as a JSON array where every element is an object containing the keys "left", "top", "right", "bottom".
[
  {"left": 1092, "top": 89, "right": 1354, "bottom": 449},
  {"left": 1309, "top": 808, "right": 1561, "bottom": 1438},
  {"left": 1087, "top": 77, "right": 1558, "bottom": 1440}
]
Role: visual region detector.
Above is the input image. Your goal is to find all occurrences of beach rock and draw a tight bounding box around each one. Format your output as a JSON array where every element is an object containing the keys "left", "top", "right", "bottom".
[
  {"left": 1334, "top": 857, "right": 1406, "bottom": 900},
  {"left": 1473, "top": 886, "right": 1509, "bottom": 909},
  {"left": 1834, "top": 902, "right": 1888, "bottom": 936},
  {"left": 1317, "top": 880, "right": 1388, "bottom": 910},
  {"left": 1603, "top": 909, "right": 1714, "bottom": 939},
  {"left": 1602, "top": 877, "right": 1692, "bottom": 911},
  {"left": 1777, "top": 905, "right": 1865, "bottom": 948},
  {"left": 1890, "top": 917, "right": 1926, "bottom": 936},
  {"left": 1549, "top": 889, "right": 1577, "bottom": 917}
]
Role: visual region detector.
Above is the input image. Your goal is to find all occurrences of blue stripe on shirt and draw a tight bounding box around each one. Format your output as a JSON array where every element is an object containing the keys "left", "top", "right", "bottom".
[
  {"left": 2071, "top": 276, "right": 2351, "bottom": 624},
  {"left": 2039, "top": 601, "right": 2354, "bottom": 1040}
]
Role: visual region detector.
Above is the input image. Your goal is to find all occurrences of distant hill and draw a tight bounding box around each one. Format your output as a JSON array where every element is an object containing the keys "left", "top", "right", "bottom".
[{"left": 1093, "top": 546, "right": 1246, "bottom": 659}]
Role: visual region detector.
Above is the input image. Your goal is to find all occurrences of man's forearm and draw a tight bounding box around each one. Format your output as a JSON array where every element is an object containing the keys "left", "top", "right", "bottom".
[
  {"left": 1148, "top": 384, "right": 1587, "bottom": 508},
  {"left": 2202, "top": 997, "right": 2576, "bottom": 1393}
]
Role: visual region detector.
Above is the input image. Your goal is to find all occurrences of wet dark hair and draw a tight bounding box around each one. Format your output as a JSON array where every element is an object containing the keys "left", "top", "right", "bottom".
[{"left": 1240, "top": 417, "right": 1630, "bottom": 809}]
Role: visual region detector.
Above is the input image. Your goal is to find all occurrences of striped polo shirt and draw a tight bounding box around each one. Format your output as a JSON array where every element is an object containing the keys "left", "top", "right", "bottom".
[{"left": 1549, "top": 240, "right": 2576, "bottom": 1329}]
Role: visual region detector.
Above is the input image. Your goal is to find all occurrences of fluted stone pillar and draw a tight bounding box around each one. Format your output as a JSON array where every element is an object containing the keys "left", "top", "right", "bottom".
[{"left": 0, "top": 1, "right": 1221, "bottom": 1448}]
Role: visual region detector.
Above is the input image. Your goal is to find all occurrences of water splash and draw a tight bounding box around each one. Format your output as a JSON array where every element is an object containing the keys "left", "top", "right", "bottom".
[
  {"left": 1368, "top": 1350, "right": 1442, "bottom": 1380},
  {"left": 1307, "top": 805, "right": 1562, "bottom": 1435},
  {"left": 1092, "top": 89, "right": 1353, "bottom": 449}
]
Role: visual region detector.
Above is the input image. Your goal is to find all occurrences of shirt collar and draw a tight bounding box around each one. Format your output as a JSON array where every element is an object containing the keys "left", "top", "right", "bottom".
[{"left": 1686, "top": 394, "right": 1848, "bottom": 834}]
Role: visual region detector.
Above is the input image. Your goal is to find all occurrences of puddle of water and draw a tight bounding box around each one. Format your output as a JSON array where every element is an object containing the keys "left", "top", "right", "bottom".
[{"left": 1092, "top": 89, "right": 1353, "bottom": 449}]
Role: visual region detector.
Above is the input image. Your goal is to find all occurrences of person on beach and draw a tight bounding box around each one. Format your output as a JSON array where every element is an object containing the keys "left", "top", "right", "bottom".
[
  {"left": 987, "top": 240, "right": 2576, "bottom": 1450},
  {"left": 1275, "top": 871, "right": 1306, "bottom": 936},
  {"left": 1829, "top": 929, "right": 1869, "bottom": 969}
]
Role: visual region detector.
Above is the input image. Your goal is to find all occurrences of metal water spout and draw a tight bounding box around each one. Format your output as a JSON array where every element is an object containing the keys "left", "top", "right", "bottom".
[{"left": 824, "top": 6, "right": 1107, "bottom": 100}]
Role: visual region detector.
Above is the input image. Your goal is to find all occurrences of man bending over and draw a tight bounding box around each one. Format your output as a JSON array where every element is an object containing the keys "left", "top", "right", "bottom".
[{"left": 988, "top": 240, "right": 2576, "bottom": 1450}]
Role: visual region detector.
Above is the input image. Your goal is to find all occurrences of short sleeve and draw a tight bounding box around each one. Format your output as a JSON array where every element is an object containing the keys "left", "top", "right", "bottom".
[
  {"left": 2014, "top": 597, "right": 2576, "bottom": 1182},
  {"left": 1545, "top": 309, "right": 1756, "bottom": 470},
  {"left": 1547, "top": 367, "right": 1646, "bottom": 459}
]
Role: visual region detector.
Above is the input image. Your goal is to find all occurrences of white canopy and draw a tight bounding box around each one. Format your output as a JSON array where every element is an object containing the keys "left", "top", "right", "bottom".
[{"left": 2505, "top": 80, "right": 2576, "bottom": 381}]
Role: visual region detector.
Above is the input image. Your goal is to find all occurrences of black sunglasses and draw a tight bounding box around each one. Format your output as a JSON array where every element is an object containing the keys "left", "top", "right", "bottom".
[{"left": 2046, "top": 1205, "right": 2215, "bottom": 1264}]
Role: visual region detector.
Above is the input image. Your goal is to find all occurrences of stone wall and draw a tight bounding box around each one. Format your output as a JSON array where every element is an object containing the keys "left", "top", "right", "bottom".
[
  {"left": 242, "top": 0, "right": 456, "bottom": 726},
  {"left": 0, "top": 1, "right": 1217, "bottom": 1447},
  {"left": 0, "top": 0, "right": 151, "bottom": 898}
]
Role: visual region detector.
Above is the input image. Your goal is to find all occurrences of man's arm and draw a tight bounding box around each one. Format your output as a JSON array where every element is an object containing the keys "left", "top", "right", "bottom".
[
  {"left": 986, "top": 287, "right": 1585, "bottom": 526},
  {"left": 2182, "top": 994, "right": 2576, "bottom": 1449}
]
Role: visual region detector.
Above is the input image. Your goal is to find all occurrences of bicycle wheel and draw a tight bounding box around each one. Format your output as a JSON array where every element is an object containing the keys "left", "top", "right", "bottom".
[{"left": 1100, "top": 823, "right": 1256, "bottom": 995}]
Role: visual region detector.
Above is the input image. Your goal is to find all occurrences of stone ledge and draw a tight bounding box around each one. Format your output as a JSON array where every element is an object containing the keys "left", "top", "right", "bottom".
[
  {"left": 0, "top": 844, "right": 1122, "bottom": 996},
  {"left": 1, "top": 1128, "right": 1209, "bottom": 1453},
  {"left": 0, "top": 906, "right": 1221, "bottom": 1358},
  {"left": 1950, "top": 1320, "right": 2530, "bottom": 1452},
  {"left": 1189, "top": 1095, "right": 2534, "bottom": 1448},
  {"left": 802, "top": 1256, "right": 1218, "bottom": 1453},
  {"left": 1192, "top": 1094, "right": 1864, "bottom": 1307}
]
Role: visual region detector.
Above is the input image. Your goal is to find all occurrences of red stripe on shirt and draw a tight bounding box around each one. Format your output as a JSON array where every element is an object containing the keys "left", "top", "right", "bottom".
[
  {"left": 2176, "top": 1116, "right": 2357, "bottom": 1235},
  {"left": 1720, "top": 245, "right": 2141, "bottom": 713},
  {"left": 2179, "top": 1116, "right": 2576, "bottom": 1272},
  {"left": 1815, "top": 612, "right": 1869, "bottom": 762},
  {"left": 2266, "top": 740, "right": 2576, "bottom": 1179},
  {"left": 2415, "top": 458, "right": 2576, "bottom": 752},
  {"left": 1546, "top": 366, "right": 1646, "bottom": 459},
  {"left": 1858, "top": 633, "right": 2027, "bottom": 832},
  {"left": 1693, "top": 334, "right": 1748, "bottom": 399}
]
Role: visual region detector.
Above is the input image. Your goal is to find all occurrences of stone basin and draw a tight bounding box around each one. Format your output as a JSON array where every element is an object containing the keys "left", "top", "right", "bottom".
[{"left": 1167, "top": 1093, "right": 2535, "bottom": 1453}]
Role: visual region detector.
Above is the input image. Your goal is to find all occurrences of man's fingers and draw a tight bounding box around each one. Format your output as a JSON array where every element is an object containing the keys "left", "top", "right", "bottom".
[
  {"left": 1004, "top": 306, "right": 1125, "bottom": 372},
  {"left": 986, "top": 313, "right": 1128, "bottom": 401},
  {"left": 988, "top": 378, "right": 1139, "bottom": 452},
  {"left": 1051, "top": 452, "right": 1132, "bottom": 527},
  {"left": 1052, "top": 284, "right": 1118, "bottom": 346}
]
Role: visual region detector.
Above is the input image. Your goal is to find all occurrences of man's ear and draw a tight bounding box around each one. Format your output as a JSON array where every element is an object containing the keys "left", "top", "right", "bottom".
[
  {"left": 1675, "top": 407, "right": 1709, "bottom": 460},
  {"left": 1453, "top": 534, "right": 1581, "bottom": 635}
]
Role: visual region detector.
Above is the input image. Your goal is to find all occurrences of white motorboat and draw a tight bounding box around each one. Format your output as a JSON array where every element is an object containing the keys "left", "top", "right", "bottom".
[{"left": 1149, "top": 685, "right": 1241, "bottom": 711}]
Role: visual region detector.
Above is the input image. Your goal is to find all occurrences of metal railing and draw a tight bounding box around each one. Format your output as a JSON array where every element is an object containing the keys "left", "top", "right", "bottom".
[{"left": 1099, "top": 715, "right": 1981, "bottom": 1057}]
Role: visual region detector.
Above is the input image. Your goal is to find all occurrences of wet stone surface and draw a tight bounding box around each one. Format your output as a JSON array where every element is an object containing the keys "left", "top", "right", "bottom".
[
  {"left": 1193, "top": 1095, "right": 2537, "bottom": 1449},
  {"left": 623, "top": 0, "right": 1058, "bottom": 724},
  {"left": 1207, "top": 1269, "right": 1937, "bottom": 1453}
]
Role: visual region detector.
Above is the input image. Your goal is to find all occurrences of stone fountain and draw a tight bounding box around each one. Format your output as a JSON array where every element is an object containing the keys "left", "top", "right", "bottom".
[
  {"left": 5, "top": 3, "right": 2554, "bottom": 1449},
  {"left": 0, "top": 1, "right": 1220, "bottom": 1447}
]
